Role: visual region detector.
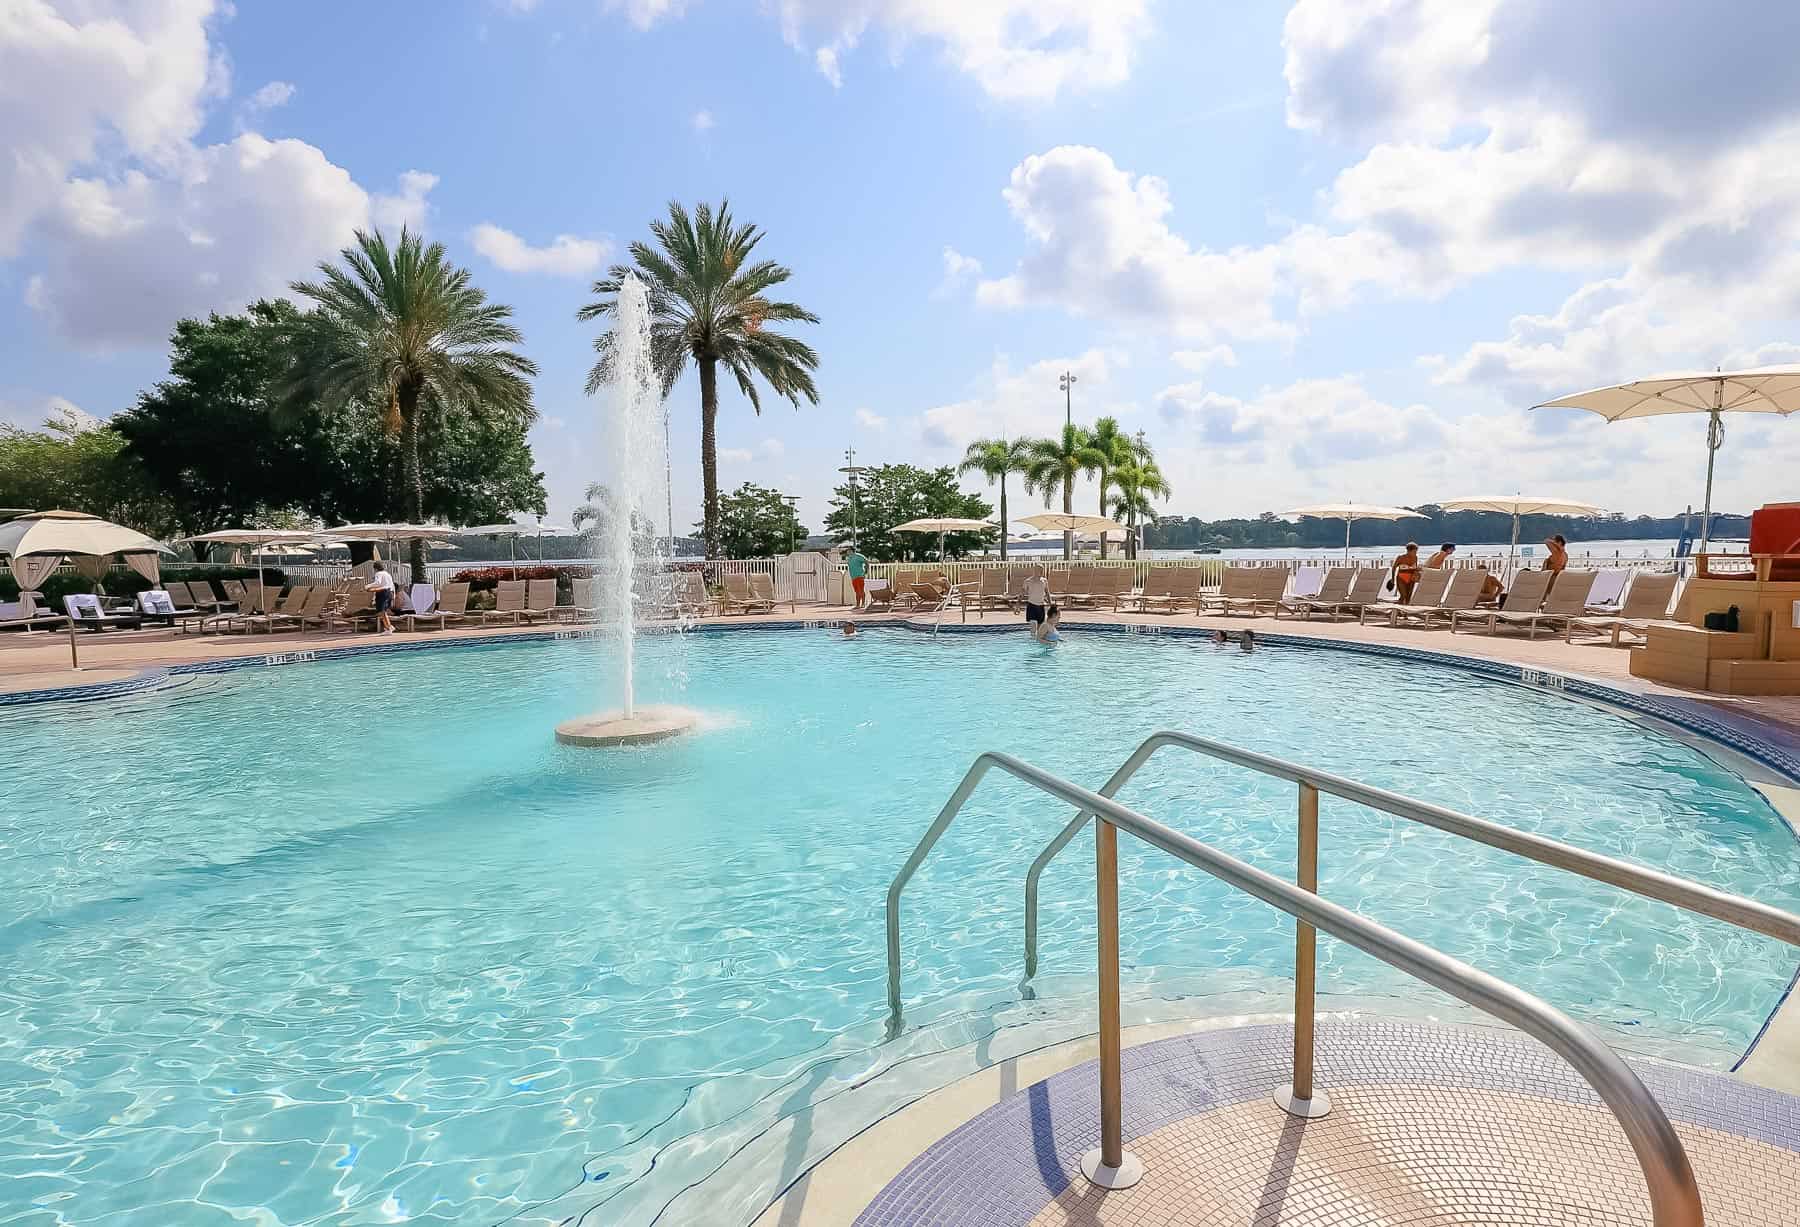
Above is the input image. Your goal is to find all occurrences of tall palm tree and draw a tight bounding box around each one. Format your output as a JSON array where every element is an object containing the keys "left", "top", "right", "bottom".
[
  {"left": 577, "top": 200, "right": 820, "bottom": 559},
  {"left": 1107, "top": 455, "right": 1172, "bottom": 559},
  {"left": 1023, "top": 423, "right": 1104, "bottom": 560},
  {"left": 1087, "top": 416, "right": 1131, "bottom": 559},
  {"left": 957, "top": 436, "right": 1031, "bottom": 560},
  {"left": 282, "top": 227, "right": 537, "bottom": 581}
]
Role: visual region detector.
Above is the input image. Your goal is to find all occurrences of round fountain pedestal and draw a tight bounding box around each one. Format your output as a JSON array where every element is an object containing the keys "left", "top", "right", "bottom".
[{"left": 555, "top": 705, "right": 698, "bottom": 748}]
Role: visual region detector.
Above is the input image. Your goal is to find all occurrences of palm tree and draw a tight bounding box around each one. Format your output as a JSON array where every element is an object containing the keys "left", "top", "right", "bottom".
[
  {"left": 1107, "top": 455, "right": 1172, "bottom": 559},
  {"left": 1022, "top": 423, "right": 1104, "bottom": 560},
  {"left": 1087, "top": 416, "right": 1130, "bottom": 559},
  {"left": 282, "top": 227, "right": 537, "bottom": 581},
  {"left": 957, "top": 437, "right": 1031, "bottom": 561},
  {"left": 577, "top": 200, "right": 820, "bottom": 559}
]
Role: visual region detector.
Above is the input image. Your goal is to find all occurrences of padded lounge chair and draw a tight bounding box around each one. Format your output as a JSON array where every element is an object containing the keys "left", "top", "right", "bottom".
[
  {"left": 1139, "top": 567, "right": 1203, "bottom": 614},
  {"left": 64, "top": 594, "right": 143, "bottom": 631},
  {"left": 1450, "top": 569, "right": 1555, "bottom": 634},
  {"left": 135, "top": 588, "right": 206, "bottom": 632},
  {"left": 1388, "top": 569, "right": 1486, "bottom": 630},
  {"left": 1564, "top": 571, "right": 1679, "bottom": 646},
  {"left": 1360, "top": 567, "right": 1452, "bottom": 626},
  {"left": 403, "top": 582, "right": 471, "bottom": 631},
  {"left": 719, "top": 574, "right": 774, "bottom": 614},
  {"left": 1277, "top": 567, "right": 1353, "bottom": 618},
  {"left": 0, "top": 592, "right": 69, "bottom": 633}
]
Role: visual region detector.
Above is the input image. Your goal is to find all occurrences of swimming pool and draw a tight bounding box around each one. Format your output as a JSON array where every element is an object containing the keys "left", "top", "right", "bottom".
[{"left": 2, "top": 628, "right": 1795, "bottom": 1225}]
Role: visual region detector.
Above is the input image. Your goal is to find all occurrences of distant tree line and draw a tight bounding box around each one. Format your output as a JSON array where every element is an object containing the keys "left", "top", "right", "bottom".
[{"left": 1143, "top": 507, "right": 1752, "bottom": 551}]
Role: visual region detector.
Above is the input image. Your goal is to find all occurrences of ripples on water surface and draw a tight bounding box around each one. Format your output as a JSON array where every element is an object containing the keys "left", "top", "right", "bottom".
[{"left": 1, "top": 629, "right": 1795, "bottom": 1224}]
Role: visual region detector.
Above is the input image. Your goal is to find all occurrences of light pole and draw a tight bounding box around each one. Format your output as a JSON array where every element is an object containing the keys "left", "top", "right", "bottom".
[
  {"left": 781, "top": 494, "right": 801, "bottom": 555},
  {"left": 837, "top": 446, "right": 868, "bottom": 550},
  {"left": 1059, "top": 371, "right": 1078, "bottom": 429}
]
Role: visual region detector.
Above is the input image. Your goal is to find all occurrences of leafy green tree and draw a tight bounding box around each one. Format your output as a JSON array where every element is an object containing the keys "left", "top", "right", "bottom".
[
  {"left": 956, "top": 436, "right": 1030, "bottom": 561},
  {"left": 1086, "top": 416, "right": 1132, "bottom": 559},
  {"left": 822, "top": 464, "right": 992, "bottom": 561},
  {"left": 704, "top": 482, "right": 807, "bottom": 557},
  {"left": 578, "top": 200, "right": 820, "bottom": 559},
  {"left": 281, "top": 227, "right": 538, "bottom": 580},
  {"left": 0, "top": 408, "right": 172, "bottom": 533},
  {"left": 1022, "top": 423, "right": 1104, "bottom": 559}
]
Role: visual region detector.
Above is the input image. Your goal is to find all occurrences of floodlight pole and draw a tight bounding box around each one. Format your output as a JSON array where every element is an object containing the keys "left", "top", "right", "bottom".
[
  {"left": 1060, "top": 371, "right": 1078, "bottom": 429},
  {"left": 839, "top": 448, "right": 868, "bottom": 551}
]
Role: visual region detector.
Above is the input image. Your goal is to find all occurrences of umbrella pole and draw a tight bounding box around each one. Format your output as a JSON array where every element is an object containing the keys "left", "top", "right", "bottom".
[
  {"left": 1509, "top": 513, "right": 1520, "bottom": 579},
  {"left": 1343, "top": 517, "right": 1352, "bottom": 564},
  {"left": 67, "top": 616, "right": 80, "bottom": 670},
  {"left": 1699, "top": 407, "right": 1722, "bottom": 556}
]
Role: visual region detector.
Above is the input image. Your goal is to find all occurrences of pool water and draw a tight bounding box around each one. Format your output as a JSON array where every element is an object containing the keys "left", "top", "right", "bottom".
[{"left": 2, "top": 628, "right": 1796, "bottom": 1225}]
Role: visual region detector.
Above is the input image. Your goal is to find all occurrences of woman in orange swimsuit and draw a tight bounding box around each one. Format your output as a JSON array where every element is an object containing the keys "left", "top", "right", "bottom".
[{"left": 1390, "top": 541, "right": 1423, "bottom": 603}]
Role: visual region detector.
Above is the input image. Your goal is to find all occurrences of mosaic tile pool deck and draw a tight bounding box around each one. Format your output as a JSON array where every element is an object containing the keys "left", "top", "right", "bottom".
[{"left": 855, "top": 1020, "right": 1800, "bottom": 1226}]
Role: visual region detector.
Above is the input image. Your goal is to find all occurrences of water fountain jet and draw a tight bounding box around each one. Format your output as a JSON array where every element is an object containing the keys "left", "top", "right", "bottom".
[{"left": 555, "top": 271, "right": 698, "bottom": 748}]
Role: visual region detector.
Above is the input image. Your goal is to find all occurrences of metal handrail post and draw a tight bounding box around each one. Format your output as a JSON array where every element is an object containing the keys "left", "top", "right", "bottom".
[
  {"left": 1275, "top": 782, "right": 1329, "bottom": 1117},
  {"left": 1082, "top": 818, "right": 1143, "bottom": 1187}
]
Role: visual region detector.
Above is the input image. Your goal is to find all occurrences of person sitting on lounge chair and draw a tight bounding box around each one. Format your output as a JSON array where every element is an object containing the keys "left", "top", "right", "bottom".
[
  {"left": 1544, "top": 535, "right": 1569, "bottom": 574},
  {"left": 1389, "top": 542, "right": 1423, "bottom": 603},
  {"left": 1476, "top": 564, "right": 1505, "bottom": 606}
]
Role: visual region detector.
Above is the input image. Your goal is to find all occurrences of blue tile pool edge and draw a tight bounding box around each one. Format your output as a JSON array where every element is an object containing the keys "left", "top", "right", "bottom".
[{"left": 5, "top": 616, "right": 1798, "bottom": 1073}]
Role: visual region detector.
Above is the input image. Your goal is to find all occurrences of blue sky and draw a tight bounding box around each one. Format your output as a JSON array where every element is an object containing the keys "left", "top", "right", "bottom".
[{"left": 5, "top": 0, "right": 1800, "bottom": 535}]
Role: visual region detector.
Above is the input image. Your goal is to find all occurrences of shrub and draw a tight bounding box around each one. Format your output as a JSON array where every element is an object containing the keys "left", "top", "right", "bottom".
[{"left": 449, "top": 564, "right": 588, "bottom": 595}]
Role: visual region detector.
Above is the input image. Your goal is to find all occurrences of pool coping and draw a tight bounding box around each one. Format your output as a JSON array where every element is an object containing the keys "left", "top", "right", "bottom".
[{"left": 9, "top": 620, "right": 1799, "bottom": 1072}]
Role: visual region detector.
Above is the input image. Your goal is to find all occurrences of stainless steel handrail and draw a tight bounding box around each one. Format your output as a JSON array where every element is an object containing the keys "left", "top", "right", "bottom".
[
  {"left": 885, "top": 748, "right": 1720, "bottom": 1225},
  {"left": 1020, "top": 730, "right": 1800, "bottom": 978}
]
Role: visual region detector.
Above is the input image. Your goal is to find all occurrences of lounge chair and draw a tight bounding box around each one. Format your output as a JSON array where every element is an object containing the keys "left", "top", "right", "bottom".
[
  {"left": 0, "top": 592, "right": 68, "bottom": 633},
  {"left": 1089, "top": 568, "right": 1136, "bottom": 610},
  {"left": 1450, "top": 568, "right": 1556, "bottom": 634},
  {"left": 551, "top": 578, "right": 600, "bottom": 624},
  {"left": 181, "top": 580, "right": 229, "bottom": 614},
  {"left": 397, "top": 582, "right": 468, "bottom": 631},
  {"left": 406, "top": 583, "right": 437, "bottom": 618},
  {"left": 1485, "top": 570, "right": 1598, "bottom": 639},
  {"left": 227, "top": 585, "right": 317, "bottom": 634},
  {"left": 1201, "top": 567, "right": 1285, "bottom": 616},
  {"left": 1288, "top": 567, "right": 1327, "bottom": 602},
  {"left": 860, "top": 581, "right": 896, "bottom": 613},
  {"left": 1360, "top": 567, "right": 1452, "bottom": 626},
  {"left": 322, "top": 588, "right": 378, "bottom": 633},
  {"left": 750, "top": 573, "right": 795, "bottom": 612},
  {"left": 1277, "top": 567, "right": 1353, "bottom": 618},
  {"left": 1306, "top": 568, "right": 1388, "bottom": 621},
  {"left": 479, "top": 580, "right": 529, "bottom": 625},
  {"left": 135, "top": 588, "right": 206, "bottom": 633},
  {"left": 672, "top": 571, "right": 713, "bottom": 617},
  {"left": 1388, "top": 569, "right": 1487, "bottom": 630},
  {"left": 719, "top": 574, "right": 774, "bottom": 614},
  {"left": 520, "top": 579, "right": 558, "bottom": 624},
  {"left": 1565, "top": 572, "right": 1679, "bottom": 646},
  {"left": 219, "top": 580, "right": 248, "bottom": 611},
  {"left": 967, "top": 569, "right": 1012, "bottom": 617},
  {"left": 906, "top": 579, "right": 948, "bottom": 613},
  {"left": 1060, "top": 567, "right": 1100, "bottom": 608},
  {"left": 1582, "top": 570, "right": 1630, "bottom": 611},
  {"left": 64, "top": 593, "right": 143, "bottom": 631},
  {"left": 1139, "top": 567, "right": 1203, "bottom": 614}
]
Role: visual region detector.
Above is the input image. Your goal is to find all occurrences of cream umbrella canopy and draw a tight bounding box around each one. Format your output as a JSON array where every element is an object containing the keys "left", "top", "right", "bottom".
[
  {"left": 177, "top": 528, "right": 317, "bottom": 599},
  {"left": 1533, "top": 365, "right": 1800, "bottom": 553},
  {"left": 456, "top": 522, "right": 577, "bottom": 576},
  {"left": 1437, "top": 495, "right": 1606, "bottom": 571},
  {"left": 1279, "top": 503, "right": 1428, "bottom": 562},
  {"left": 893, "top": 518, "right": 999, "bottom": 564},
  {"left": 1016, "top": 512, "right": 1129, "bottom": 542},
  {"left": 1, "top": 511, "right": 174, "bottom": 669}
]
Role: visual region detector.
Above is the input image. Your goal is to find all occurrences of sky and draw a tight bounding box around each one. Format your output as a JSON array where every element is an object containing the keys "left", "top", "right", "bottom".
[{"left": 4, "top": 0, "right": 1800, "bottom": 537}]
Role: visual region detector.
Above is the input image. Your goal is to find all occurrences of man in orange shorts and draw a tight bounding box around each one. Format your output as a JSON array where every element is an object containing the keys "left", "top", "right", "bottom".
[{"left": 845, "top": 545, "right": 867, "bottom": 609}]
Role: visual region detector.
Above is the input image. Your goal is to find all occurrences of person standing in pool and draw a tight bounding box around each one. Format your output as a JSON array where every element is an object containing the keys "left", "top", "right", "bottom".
[
  {"left": 1040, "top": 606, "right": 1063, "bottom": 644},
  {"left": 845, "top": 546, "right": 868, "bottom": 610},
  {"left": 365, "top": 562, "right": 396, "bottom": 635},
  {"left": 1021, "top": 566, "right": 1054, "bottom": 640}
]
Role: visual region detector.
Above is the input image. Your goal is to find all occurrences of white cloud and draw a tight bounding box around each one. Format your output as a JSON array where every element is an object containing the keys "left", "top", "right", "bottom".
[
  {"left": 977, "top": 146, "right": 1290, "bottom": 342},
  {"left": 758, "top": 438, "right": 786, "bottom": 459},
  {"left": 1, "top": 395, "right": 99, "bottom": 431},
  {"left": 26, "top": 135, "right": 379, "bottom": 348},
  {"left": 718, "top": 447, "right": 753, "bottom": 464},
  {"left": 917, "top": 348, "right": 1126, "bottom": 453},
  {"left": 934, "top": 246, "right": 982, "bottom": 298},
  {"left": 469, "top": 223, "right": 610, "bottom": 277},
  {"left": 855, "top": 407, "right": 888, "bottom": 431},
  {"left": 0, "top": 0, "right": 227, "bottom": 256},
  {"left": 598, "top": 0, "right": 1152, "bottom": 101},
  {"left": 605, "top": 0, "right": 689, "bottom": 31},
  {"left": 371, "top": 170, "right": 438, "bottom": 232},
  {"left": 244, "top": 80, "right": 295, "bottom": 113},
  {"left": 1171, "top": 345, "right": 1237, "bottom": 374},
  {"left": 691, "top": 109, "right": 714, "bottom": 132}
]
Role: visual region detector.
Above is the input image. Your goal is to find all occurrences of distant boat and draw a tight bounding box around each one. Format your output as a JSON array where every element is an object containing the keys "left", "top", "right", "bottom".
[{"left": 1193, "top": 547, "right": 1222, "bottom": 554}]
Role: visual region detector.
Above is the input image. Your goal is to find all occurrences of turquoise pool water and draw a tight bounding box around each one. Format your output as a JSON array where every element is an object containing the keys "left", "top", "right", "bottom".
[{"left": 2, "top": 628, "right": 1796, "bottom": 1225}]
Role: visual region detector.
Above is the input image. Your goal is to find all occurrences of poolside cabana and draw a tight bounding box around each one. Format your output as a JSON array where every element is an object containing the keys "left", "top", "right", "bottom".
[{"left": 1, "top": 510, "right": 173, "bottom": 668}]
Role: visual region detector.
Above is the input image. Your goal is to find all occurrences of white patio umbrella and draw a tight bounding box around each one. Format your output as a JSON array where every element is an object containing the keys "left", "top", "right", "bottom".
[
  {"left": 456, "top": 522, "right": 576, "bottom": 576},
  {"left": 1280, "top": 503, "right": 1428, "bottom": 562},
  {"left": 178, "top": 528, "right": 317, "bottom": 600},
  {"left": 3, "top": 510, "right": 174, "bottom": 669},
  {"left": 1438, "top": 495, "right": 1607, "bottom": 571},
  {"left": 893, "top": 517, "right": 999, "bottom": 563},
  {"left": 1534, "top": 365, "right": 1800, "bottom": 553}
]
